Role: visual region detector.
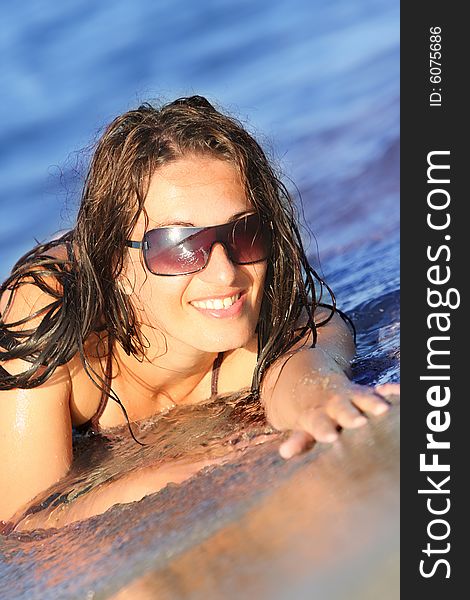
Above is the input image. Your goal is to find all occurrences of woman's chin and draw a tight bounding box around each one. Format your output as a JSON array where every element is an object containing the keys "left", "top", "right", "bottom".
[{"left": 193, "top": 328, "right": 255, "bottom": 354}]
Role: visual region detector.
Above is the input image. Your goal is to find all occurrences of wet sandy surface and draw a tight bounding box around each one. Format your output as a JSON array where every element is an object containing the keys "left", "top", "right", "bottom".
[
  {"left": 111, "top": 399, "right": 400, "bottom": 600},
  {"left": 1, "top": 393, "right": 398, "bottom": 599}
]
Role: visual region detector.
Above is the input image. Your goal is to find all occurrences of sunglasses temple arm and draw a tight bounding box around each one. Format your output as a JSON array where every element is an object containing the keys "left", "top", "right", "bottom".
[{"left": 125, "top": 240, "right": 149, "bottom": 249}]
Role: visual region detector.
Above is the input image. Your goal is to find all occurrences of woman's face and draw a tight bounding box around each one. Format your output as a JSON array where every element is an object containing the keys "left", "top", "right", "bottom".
[{"left": 124, "top": 154, "right": 267, "bottom": 357}]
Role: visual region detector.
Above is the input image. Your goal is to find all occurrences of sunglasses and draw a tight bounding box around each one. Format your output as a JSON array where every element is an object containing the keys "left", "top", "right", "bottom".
[{"left": 125, "top": 212, "right": 271, "bottom": 276}]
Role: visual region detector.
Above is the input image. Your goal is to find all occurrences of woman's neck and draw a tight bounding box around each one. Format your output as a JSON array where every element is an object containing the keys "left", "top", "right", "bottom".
[{"left": 112, "top": 327, "right": 220, "bottom": 407}]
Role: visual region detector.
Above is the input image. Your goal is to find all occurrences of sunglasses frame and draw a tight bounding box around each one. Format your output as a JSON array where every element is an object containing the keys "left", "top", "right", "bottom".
[{"left": 125, "top": 212, "right": 272, "bottom": 276}]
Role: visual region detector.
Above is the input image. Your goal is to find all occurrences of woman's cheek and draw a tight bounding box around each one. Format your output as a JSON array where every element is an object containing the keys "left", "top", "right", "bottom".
[{"left": 140, "top": 277, "right": 189, "bottom": 330}]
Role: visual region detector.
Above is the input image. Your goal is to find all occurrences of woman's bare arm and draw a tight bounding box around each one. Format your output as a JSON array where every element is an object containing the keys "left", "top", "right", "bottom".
[
  {"left": 0, "top": 363, "right": 73, "bottom": 523},
  {"left": 260, "top": 309, "right": 399, "bottom": 458},
  {"left": 0, "top": 280, "right": 74, "bottom": 523}
]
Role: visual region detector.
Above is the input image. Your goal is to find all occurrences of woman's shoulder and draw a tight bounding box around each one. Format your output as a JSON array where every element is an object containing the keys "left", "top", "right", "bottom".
[{"left": 1, "top": 238, "right": 103, "bottom": 425}]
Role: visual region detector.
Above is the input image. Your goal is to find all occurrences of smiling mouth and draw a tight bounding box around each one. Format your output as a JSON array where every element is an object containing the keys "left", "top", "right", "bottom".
[{"left": 190, "top": 292, "right": 241, "bottom": 311}]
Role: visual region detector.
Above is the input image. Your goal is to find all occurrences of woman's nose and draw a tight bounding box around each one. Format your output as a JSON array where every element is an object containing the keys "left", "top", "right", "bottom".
[{"left": 199, "top": 242, "right": 237, "bottom": 284}]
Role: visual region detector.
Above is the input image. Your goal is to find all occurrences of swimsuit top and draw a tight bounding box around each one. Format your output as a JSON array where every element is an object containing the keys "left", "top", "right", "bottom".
[{"left": 76, "top": 350, "right": 224, "bottom": 434}]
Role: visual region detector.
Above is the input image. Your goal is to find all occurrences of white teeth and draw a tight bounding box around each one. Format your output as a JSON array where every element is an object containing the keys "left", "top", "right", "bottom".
[{"left": 192, "top": 293, "right": 240, "bottom": 310}]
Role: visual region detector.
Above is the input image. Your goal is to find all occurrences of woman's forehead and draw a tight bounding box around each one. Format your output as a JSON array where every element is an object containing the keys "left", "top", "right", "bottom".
[{"left": 140, "top": 155, "right": 252, "bottom": 229}]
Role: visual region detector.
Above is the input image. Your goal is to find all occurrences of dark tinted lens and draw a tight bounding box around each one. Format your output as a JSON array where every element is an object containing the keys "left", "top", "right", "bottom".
[
  {"left": 143, "top": 214, "right": 270, "bottom": 275},
  {"left": 228, "top": 214, "right": 270, "bottom": 264},
  {"left": 144, "top": 228, "right": 211, "bottom": 275}
]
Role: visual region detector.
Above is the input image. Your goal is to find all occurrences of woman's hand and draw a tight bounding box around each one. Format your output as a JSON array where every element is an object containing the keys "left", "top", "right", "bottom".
[{"left": 261, "top": 345, "right": 399, "bottom": 460}]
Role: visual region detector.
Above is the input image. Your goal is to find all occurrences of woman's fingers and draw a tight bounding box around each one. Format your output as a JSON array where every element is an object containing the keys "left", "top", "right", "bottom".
[
  {"left": 349, "top": 388, "right": 391, "bottom": 417},
  {"left": 375, "top": 383, "right": 400, "bottom": 398},
  {"left": 297, "top": 407, "right": 340, "bottom": 443},
  {"left": 279, "top": 430, "right": 314, "bottom": 460},
  {"left": 277, "top": 407, "right": 339, "bottom": 459},
  {"left": 325, "top": 395, "right": 368, "bottom": 428},
  {"left": 278, "top": 382, "right": 400, "bottom": 460}
]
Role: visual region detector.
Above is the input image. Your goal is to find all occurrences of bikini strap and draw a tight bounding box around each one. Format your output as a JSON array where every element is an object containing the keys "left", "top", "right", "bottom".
[{"left": 210, "top": 351, "right": 224, "bottom": 397}]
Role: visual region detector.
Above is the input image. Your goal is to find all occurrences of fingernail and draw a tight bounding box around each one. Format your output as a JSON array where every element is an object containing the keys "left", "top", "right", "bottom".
[
  {"left": 354, "top": 416, "right": 367, "bottom": 426},
  {"left": 325, "top": 432, "right": 339, "bottom": 443},
  {"left": 279, "top": 445, "right": 293, "bottom": 460},
  {"left": 374, "top": 403, "right": 389, "bottom": 415}
]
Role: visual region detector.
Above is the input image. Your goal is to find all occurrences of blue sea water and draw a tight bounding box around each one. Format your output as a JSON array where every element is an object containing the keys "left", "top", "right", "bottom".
[{"left": 0, "top": 0, "right": 399, "bottom": 596}]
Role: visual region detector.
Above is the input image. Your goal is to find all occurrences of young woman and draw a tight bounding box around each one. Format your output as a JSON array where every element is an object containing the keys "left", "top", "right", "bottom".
[{"left": 0, "top": 96, "right": 396, "bottom": 529}]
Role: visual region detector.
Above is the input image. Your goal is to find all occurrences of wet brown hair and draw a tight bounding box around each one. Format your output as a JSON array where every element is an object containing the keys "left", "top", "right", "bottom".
[{"left": 0, "top": 96, "right": 350, "bottom": 419}]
